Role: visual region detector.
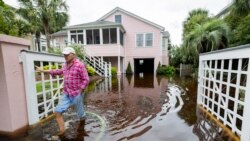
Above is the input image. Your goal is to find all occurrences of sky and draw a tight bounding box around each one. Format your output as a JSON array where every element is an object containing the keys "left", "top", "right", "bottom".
[{"left": 4, "top": 0, "right": 232, "bottom": 45}]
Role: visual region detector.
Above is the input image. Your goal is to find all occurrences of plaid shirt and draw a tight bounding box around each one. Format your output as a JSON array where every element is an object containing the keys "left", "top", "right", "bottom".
[{"left": 49, "top": 59, "right": 89, "bottom": 96}]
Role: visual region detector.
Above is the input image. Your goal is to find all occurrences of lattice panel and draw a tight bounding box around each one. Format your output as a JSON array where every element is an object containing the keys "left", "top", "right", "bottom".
[
  {"left": 35, "top": 61, "right": 64, "bottom": 119},
  {"left": 199, "top": 58, "right": 249, "bottom": 136}
]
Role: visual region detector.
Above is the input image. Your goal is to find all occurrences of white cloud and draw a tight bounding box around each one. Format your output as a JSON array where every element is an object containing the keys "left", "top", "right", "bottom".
[{"left": 4, "top": 0, "right": 231, "bottom": 45}]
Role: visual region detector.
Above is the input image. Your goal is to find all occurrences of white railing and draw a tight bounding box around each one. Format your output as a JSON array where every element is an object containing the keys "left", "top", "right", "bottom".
[
  {"left": 197, "top": 44, "right": 250, "bottom": 141},
  {"left": 82, "top": 46, "right": 111, "bottom": 77},
  {"left": 21, "top": 50, "right": 65, "bottom": 125},
  {"left": 32, "top": 38, "right": 112, "bottom": 77}
]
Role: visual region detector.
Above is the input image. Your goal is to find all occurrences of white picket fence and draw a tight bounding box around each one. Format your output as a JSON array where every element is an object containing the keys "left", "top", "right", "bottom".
[{"left": 197, "top": 44, "right": 250, "bottom": 141}]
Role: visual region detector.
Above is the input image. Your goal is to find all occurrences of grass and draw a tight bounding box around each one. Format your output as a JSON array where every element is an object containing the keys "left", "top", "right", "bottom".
[{"left": 36, "top": 82, "right": 59, "bottom": 93}]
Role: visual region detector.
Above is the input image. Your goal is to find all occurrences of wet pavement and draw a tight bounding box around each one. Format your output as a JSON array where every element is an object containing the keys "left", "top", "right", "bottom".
[{"left": 0, "top": 74, "right": 235, "bottom": 141}]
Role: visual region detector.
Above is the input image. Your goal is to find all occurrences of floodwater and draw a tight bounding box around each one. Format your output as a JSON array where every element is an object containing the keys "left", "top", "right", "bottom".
[{"left": 1, "top": 74, "right": 234, "bottom": 141}]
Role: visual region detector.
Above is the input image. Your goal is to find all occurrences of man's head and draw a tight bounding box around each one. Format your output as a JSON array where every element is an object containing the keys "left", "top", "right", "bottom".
[{"left": 62, "top": 47, "right": 76, "bottom": 63}]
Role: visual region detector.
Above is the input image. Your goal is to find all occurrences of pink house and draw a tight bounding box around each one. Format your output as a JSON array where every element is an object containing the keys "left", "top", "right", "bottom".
[{"left": 51, "top": 7, "right": 170, "bottom": 75}]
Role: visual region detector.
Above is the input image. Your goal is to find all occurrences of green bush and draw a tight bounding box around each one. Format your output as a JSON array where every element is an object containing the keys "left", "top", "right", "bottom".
[
  {"left": 87, "top": 66, "right": 95, "bottom": 76},
  {"left": 126, "top": 62, "right": 133, "bottom": 74},
  {"left": 111, "top": 67, "right": 117, "bottom": 76},
  {"left": 157, "top": 65, "right": 175, "bottom": 77},
  {"left": 43, "top": 65, "right": 57, "bottom": 70},
  {"left": 68, "top": 44, "right": 85, "bottom": 60},
  {"left": 48, "top": 47, "right": 62, "bottom": 55}
]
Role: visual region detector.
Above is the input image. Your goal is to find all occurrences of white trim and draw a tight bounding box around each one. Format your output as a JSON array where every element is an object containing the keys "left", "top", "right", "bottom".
[
  {"left": 135, "top": 32, "right": 154, "bottom": 48},
  {"left": 98, "top": 7, "right": 165, "bottom": 30}
]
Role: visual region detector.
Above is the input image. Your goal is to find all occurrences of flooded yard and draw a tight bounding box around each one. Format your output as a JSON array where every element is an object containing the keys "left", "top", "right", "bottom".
[{"left": 1, "top": 74, "right": 232, "bottom": 141}]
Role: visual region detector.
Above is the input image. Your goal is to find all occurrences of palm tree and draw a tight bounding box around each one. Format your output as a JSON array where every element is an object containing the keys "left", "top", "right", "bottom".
[
  {"left": 17, "top": 0, "right": 69, "bottom": 50},
  {"left": 183, "top": 9, "right": 210, "bottom": 38},
  {"left": 232, "top": 0, "right": 250, "bottom": 16},
  {"left": 184, "top": 19, "right": 230, "bottom": 54}
]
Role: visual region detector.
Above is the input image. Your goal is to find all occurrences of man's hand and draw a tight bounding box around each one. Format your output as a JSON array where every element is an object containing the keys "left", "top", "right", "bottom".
[
  {"left": 80, "top": 89, "right": 85, "bottom": 94},
  {"left": 35, "top": 66, "right": 49, "bottom": 73}
]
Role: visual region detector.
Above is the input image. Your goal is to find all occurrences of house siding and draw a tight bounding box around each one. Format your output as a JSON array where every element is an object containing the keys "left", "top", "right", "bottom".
[{"left": 104, "top": 11, "right": 164, "bottom": 74}]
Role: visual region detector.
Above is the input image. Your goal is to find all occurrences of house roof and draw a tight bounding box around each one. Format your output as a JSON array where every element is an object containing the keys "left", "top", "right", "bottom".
[
  {"left": 64, "top": 20, "right": 125, "bottom": 31},
  {"left": 163, "top": 31, "right": 170, "bottom": 38},
  {"left": 51, "top": 30, "right": 67, "bottom": 36},
  {"left": 98, "top": 7, "right": 165, "bottom": 31},
  {"left": 215, "top": 2, "right": 233, "bottom": 18}
]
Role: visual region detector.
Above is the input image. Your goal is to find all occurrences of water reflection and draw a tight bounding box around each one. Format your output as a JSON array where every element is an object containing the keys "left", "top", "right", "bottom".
[
  {"left": 85, "top": 74, "right": 198, "bottom": 141},
  {"left": 193, "top": 106, "right": 239, "bottom": 141}
]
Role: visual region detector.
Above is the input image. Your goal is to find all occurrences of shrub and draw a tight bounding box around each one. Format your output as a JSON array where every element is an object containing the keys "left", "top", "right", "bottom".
[
  {"left": 111, "top": 67, "right": 117, "bottom": 76},
  {"left": 43, "top": 65, "right": 57, "bottom": 70},
  {"left": 87, "top": 66, "right": 95, "bottom": 76},
  {"left": 68, "top": 44, "right": 85, "bottom": 60},
  {"left": 156, "top": 62, "right": 161, "bottom": 74},
  {"left": 126, "top": 62, "right": 133, "bottom": 74},
  {"left": 157, "top": 65, "right": 175, "bottom": 77}
]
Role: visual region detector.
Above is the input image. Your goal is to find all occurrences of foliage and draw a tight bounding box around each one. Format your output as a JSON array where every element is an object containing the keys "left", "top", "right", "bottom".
[
  {"left": 156, "top": 62, "right": 161, "bottom": 74},
  {"left": 224, "top": 0, "right": 250, "bottom": 46},
  {"left": 68, "top": 44, "right": 85, "bottom": 60},
  {"left": 126, "top": 62, "right": 133, "bottom": 74},
  {"left": 156, "top": 65, "right": 175, "bottom": 77},
  {"left": 0, "top": 0, "right": 30, "bottom": 36},
  {"left": 17, "top": 0, "right": 69, "bottom": 49},
  {"left": 184, "top": 19, "right": 230, "bottom": 54},
  {"left": 169, "top": 45, "right": 198, "bottom": 67},
  {"left": 36, "top": 82, "right": 58, "bottom": 93},
  {"left": 87, "top": 66, "right": 95, "bottom": 76},
  {"left": 43, "top": 65, "right": 57, "bottom": 70},
  {"left": 233, "top": 14, "right": 250, "bottom": 45},
  {"left": 48, "top": 47, "right": 62, "bottom": 55},
  {"left": 111, "top": 67, "right": 117, "bottom": 76},
  {"left": 183, "top": 9, "right": 210, "bottom": 38}
]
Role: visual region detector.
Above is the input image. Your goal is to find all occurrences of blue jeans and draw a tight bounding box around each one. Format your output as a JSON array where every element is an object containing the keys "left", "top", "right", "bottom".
[{"left": 55, "top": 93, "right": 85, "bottom": 119}]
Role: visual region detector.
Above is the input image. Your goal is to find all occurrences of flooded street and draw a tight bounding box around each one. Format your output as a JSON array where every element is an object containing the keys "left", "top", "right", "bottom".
[{"left": 1, "top": 74, "right": 232, "bottom": 141}]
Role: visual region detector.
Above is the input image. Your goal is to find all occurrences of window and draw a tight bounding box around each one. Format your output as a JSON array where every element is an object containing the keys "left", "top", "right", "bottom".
[
  {"left": 136, "top": 34, "right": 144, "bottom": 47},
  {"left": 120, "top": 30, "right": 124, "bottom": 45},
  {"left": 146, "top": 33, "right": 153, "bottom": 46},
  {"left": 136, "top": 33, "right": 153, "bottom": 47},
  {"left": 86, "top": 29, "right": 100, "bottom": 44},
  {"left": 102, "top": 28, "right": 117, "bottom": 44},
  {"left": 70, "top": 30, "right": 84, "bottom": 44},
  {"left": 115, "top": 15, "right": 122, "bottom": 23}
]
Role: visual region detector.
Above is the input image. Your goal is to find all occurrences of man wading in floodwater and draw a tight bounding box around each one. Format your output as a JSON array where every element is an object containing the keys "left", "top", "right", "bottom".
[{"left": 36, "top": 47, "right": 89, "bottom": 137}]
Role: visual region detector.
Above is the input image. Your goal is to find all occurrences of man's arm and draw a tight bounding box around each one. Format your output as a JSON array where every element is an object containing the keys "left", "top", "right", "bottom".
[
  {"left": 79, "top": 64, "right": 90, "bottom": 93},
  {"left": 35, "top": 66, "right": 63, "bottom": 75}
]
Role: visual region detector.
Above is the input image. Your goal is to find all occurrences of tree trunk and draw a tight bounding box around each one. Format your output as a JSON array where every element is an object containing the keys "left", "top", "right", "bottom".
[
  {"left": 35, "top": 31, "right": 41, "bottom": 52},
  {"left": 43, "top": 23, "right": 51, "bottom": 51}
]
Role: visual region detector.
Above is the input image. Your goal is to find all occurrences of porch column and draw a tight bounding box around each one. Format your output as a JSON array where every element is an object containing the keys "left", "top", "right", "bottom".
[
  {"left": 117, "top": 56, "right": 121, "bottom": 75},
  {"left": 67, "top": 30, "right": 71, "bottom": 45},
  {"left": 83, "top": 29, "right": 87, "bottom": 46},
  {"left": 100, "top": 28, "right": 103, "bottom": 45},
  {"left": 117, "top": 27, "right": 120, "bottom": 45}
]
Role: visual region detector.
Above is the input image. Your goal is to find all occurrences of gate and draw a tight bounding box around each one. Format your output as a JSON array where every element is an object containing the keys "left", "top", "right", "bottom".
[
  {"left": 21, "top": 50, "right": 64, "bottom": 125},
  {"left": 197, "top": 44, "right": 250, "bottom": 141}
]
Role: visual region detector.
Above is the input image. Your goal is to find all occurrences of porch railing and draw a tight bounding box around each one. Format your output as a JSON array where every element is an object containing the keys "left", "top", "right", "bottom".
[{"left": 197, "top": 44, "right": 250, "bottom": 141}]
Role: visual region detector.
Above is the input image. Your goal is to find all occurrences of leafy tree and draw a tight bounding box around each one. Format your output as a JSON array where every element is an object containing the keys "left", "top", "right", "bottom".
[
  {"left": 231, "top": 0, "right": 250, "bottom": 16},
  {"left": 184, "top": 19, "right": 230, "bottom": 54},
  {"left": 0, "top": 0, "right": 30, "bottom": 36},
  {"left": 183, "top": 9, "right": 210, "bottom": 38},
  {"left": 224, "top": 0, "right": 250, "bottom": 46},
  {"left": 17, "top": 0, "right": 69, "bottom": 50},
  {"left": 233, "top": 14, "right": 250, "bottom": 45}
]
